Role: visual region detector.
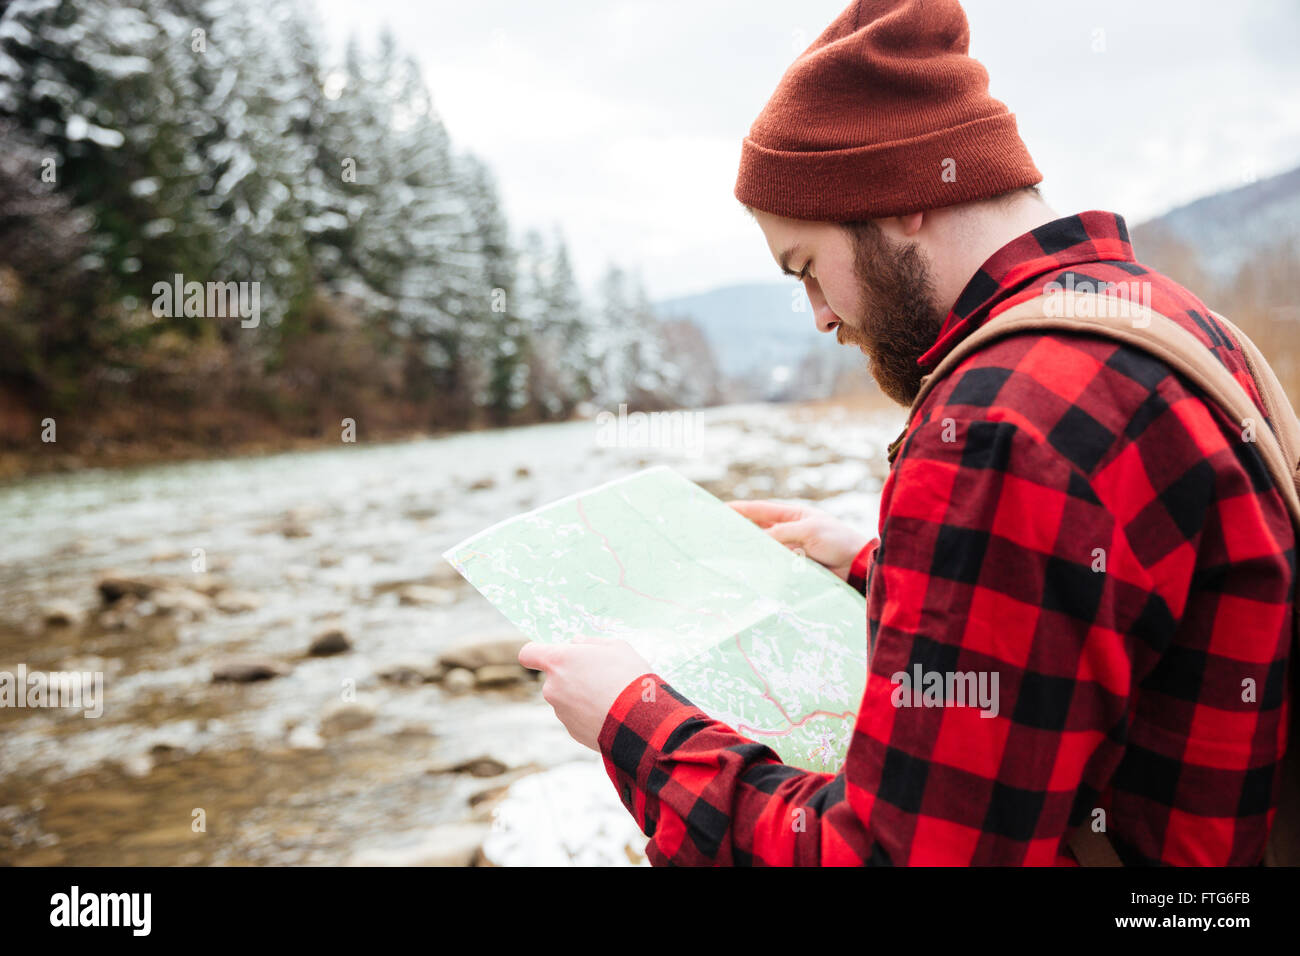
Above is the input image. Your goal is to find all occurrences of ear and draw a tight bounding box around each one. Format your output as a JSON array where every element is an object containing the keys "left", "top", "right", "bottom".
[{"left": 897, "top": 211, "right": 924, "bottom": 236}]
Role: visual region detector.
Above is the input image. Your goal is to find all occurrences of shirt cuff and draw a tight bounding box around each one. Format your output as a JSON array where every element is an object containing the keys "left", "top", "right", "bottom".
[
  {"left": 847, "top": 538, "right": 879, "bottom": 595},
  {"left": 597, "top": 672, "right": 705, "bottom": 818}
]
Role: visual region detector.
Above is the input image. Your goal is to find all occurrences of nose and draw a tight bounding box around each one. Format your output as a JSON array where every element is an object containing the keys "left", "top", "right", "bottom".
[{"left": 803, "top": 280, "right": 840, "bottom": 334}]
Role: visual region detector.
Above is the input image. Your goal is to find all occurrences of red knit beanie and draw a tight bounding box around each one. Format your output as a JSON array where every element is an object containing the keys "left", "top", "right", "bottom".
[{"left": 734, "top": 0, "right": 1041, "bottom": 221}]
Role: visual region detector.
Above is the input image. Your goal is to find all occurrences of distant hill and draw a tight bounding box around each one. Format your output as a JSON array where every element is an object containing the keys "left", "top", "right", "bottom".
[
  {"left": 656, "top": 281, "right": 824, "bottom": 377},
  {"left": 1132, "top": 163, "right": 1300, "bottom": 283},
  {"left": 654, "top": 281, "right": 862, "bottom": 399}
]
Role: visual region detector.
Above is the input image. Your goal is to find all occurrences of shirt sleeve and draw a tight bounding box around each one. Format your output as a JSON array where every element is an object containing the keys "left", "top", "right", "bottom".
[
  {"left": 847, "top": 538, "right": 878, "bottom": 595},
  {"left": 596, "top": 414, "right": 1163, "bottom": 865}
]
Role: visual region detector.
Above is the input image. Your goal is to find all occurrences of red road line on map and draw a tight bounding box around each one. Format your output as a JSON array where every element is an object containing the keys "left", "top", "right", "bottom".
[
  {"left": 736, "top": 710, "right": 857, "bottom": 738},
  {"left": 731, "top": 633, "right": 859, "bottom": 737}
]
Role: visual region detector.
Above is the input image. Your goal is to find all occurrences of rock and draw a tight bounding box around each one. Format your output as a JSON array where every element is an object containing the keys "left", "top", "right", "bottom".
[
  {"left": 149, "top": 742, "right": 185, "bottom": 760},
  {"left": 437, "top": 637, "right": 526, "bottom": 673},
  {"left": 348, "top": 823, "right": 489, "bottom": 867},
  {"left": 213, "top": 590, "right": 263, "bottom": 614},
  {"left": 429, "top": 755, "right": 509, "bottom": 778},
  {"left": 320, "top": 700, "right": 376, "bottom": 737},
  {"left": 378, "top": 659, "right": 441, "bottom": 684},
  {"left": 440, "top": 667, "right": 475, "bottom": 695},
  {"left": 97, "top": 600, "right": 141, "bottom": 631},
  {"left": 468, "top": 784, "right": 511, "bottom": 808},
  {"left": 514, "top": 465, "right": 530, "bottom": 479},
  {"left": 467, "top": 476, "right": 495, "bottom": 491},
  {"left": 211, "top": 657, "right": 289, "bottom": 683},
  {"left": 474, "top": 663, "right": 529, "bottom": 688},
  {"left": 428, "top": 563, "right": 465, "bottom": 588},
  {"left": 41, "top": 601, "right": 81, "bottom": 628},
  {"left": 307, "top": 627, "right": 351, "bottom": 656},
  {"left": 397, "top": 585, "right": 455, "bottom": 607},
  {"left": 392, "top": 723, "right": 435, "bottom": 739},
  {"left": 183, "top": 573, "right": 230, "bottom": 597},
  {"left": 96, "top": 572, "right": 165, "bottom": 604},
  {"left": 287, "top": 725, "right": 325, "bottom": 750},
  {"left": 151, "top": 588, "right": 211, "bottom": 617}
]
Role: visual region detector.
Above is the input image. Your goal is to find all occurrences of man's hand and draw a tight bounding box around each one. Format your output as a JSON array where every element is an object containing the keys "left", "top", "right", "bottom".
[
  {"left": 728, "top": 499, "right": 870, "bottom": 583},
  {"left": 518, "top": 636, "right": 655, "bottom": 751}
]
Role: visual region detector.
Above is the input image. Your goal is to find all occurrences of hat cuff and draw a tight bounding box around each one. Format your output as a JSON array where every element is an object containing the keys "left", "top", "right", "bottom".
[{"left": 734, "top": 112, "right": 1042, "bottom": 221}]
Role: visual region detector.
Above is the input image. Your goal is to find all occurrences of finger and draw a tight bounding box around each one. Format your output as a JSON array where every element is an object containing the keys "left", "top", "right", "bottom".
[
  {"left": 767, "top": 518, "right": 814, "bottom": 551},
  {"left": 727, "top": 499, "right": 804, "bottom": 528},
  {"left": 517, "top": 641, "right": 558, "bottom": 671}
]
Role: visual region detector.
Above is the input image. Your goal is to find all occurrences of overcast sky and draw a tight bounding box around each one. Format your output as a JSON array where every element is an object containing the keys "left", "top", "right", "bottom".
[{"left": 313, "top": 0, "right": 1300, "bottom": 302}]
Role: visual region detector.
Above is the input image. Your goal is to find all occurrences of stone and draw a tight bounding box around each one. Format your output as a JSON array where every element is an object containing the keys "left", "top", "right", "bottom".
[
  {"left": 183, "top": 573, "right": 230, "bottom": 597},
  {"left": 427, "top": 563, "right": 464, "bottom": 588},
  {"left": 397, "top": 585, "right": 455, "bottom": 607},
  {"left": 213, "top": 590, "right": 264, "bottom": 614},
  {"left": 440, "top": 667, "right": 475, "bottom": 695},
  {"left": 151, "top": 588, "right": 211, "bottom": 616},
  {"left": 41, "top": 601, "right": 81, "bottom": 628},
  {"left": 97, "top": 601, "right": 141, "bottom": 631},
  {"left": 466, "top": 476, "right": 495, "bottom": 491},
  {"left": 347, "top": 823, "right": 489, "bottom": 867},
  {"left": 474, "top": 663, "right": 529, "bottom": 688},
  {"left": 435, "top": 755, "right": 509, "bottom": 778},
  {"left": 96, "top": 572, "right": 165, "bottom": 604},
  {"left": 211, "top": 657, "right": 288, "bottom": 683},
  {"left": 468, "top": 784, "right": 510, "bottom": 808},
  {"left": 320, "top": 700, "right": 376, "bottom": 737},
  {"left": 308, "top": 627, "right": 351, "bottom": 656},
  {"left": 378, "top": 659, "right": 441, "bottom": 684},
  {"left": 437, "top": 636, "right": 526, "bottom": 673}
]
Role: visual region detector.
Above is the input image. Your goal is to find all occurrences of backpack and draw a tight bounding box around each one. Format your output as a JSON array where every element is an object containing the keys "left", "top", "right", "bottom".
[{"left": 889, "top": 288, "right": 1300, "bottom": 866}]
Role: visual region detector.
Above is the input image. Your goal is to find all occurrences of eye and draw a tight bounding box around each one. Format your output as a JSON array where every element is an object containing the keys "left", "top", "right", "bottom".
[{"left": 796, "top": 263, "right": 812, "bottom": 282}]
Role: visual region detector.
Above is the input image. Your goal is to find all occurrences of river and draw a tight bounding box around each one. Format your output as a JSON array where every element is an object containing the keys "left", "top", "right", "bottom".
[{"left": 0, "top": 401, "right": 899, "bottom": 865}]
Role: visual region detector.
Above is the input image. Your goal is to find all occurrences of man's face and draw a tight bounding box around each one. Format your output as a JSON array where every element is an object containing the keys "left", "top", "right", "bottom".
[{"left": 753, "top": 209, "right": 947, "bottom": 406}]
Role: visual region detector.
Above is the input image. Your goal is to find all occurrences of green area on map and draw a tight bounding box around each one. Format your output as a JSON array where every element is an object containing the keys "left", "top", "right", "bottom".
[{"left": 443, "top": 466, "right": 868, "bottom": 772}]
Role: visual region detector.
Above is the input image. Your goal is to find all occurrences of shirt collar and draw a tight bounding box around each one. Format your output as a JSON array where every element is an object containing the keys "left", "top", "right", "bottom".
[{"left": 917, "top": 210, "right": 1136, "bottom": 371}]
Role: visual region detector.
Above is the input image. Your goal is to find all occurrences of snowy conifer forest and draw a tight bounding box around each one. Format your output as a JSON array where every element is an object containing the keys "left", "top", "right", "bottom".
[{"left": 0, "top": 0, "right": 724, "bottom": 470}]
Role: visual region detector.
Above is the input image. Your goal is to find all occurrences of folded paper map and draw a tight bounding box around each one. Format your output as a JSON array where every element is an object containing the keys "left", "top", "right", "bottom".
[{"left": 443, "top": 466, "right": 868, "bottom": 772}]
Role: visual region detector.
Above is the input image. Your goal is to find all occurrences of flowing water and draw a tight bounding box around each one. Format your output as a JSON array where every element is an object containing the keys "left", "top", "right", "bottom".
[{"left": 0, "top": 402, "right": 899, "bottom": 865}]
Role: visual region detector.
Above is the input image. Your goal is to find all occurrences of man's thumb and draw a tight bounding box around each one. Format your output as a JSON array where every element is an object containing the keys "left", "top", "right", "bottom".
[{"left": 517, "top": 641, "right": 555, "bottom": 671}]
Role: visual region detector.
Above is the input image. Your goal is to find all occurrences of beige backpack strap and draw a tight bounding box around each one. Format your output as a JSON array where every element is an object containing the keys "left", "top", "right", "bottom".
[{"left": 1208, "top": 310, "right": 1300, "bottom": 496}]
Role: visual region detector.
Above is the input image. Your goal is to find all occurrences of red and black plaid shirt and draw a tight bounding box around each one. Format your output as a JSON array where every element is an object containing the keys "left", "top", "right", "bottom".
[{"left": 597, "top": 210, "right": 1295, "bottom": 865}]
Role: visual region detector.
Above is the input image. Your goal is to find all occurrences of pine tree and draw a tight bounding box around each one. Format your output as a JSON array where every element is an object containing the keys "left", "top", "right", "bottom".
[{"left": 458, "top": 153, "right": 528, "bottom": 424}]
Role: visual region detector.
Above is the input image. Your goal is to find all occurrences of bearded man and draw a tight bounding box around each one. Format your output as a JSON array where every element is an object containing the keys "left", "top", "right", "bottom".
[{"left": 520, "top": 0, "right": 1296, "bottom": 866}]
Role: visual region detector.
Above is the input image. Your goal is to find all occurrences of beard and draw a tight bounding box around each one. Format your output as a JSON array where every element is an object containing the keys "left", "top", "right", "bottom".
[{"left": 838, "top": 220, "right": 947, "bottom": 407}]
